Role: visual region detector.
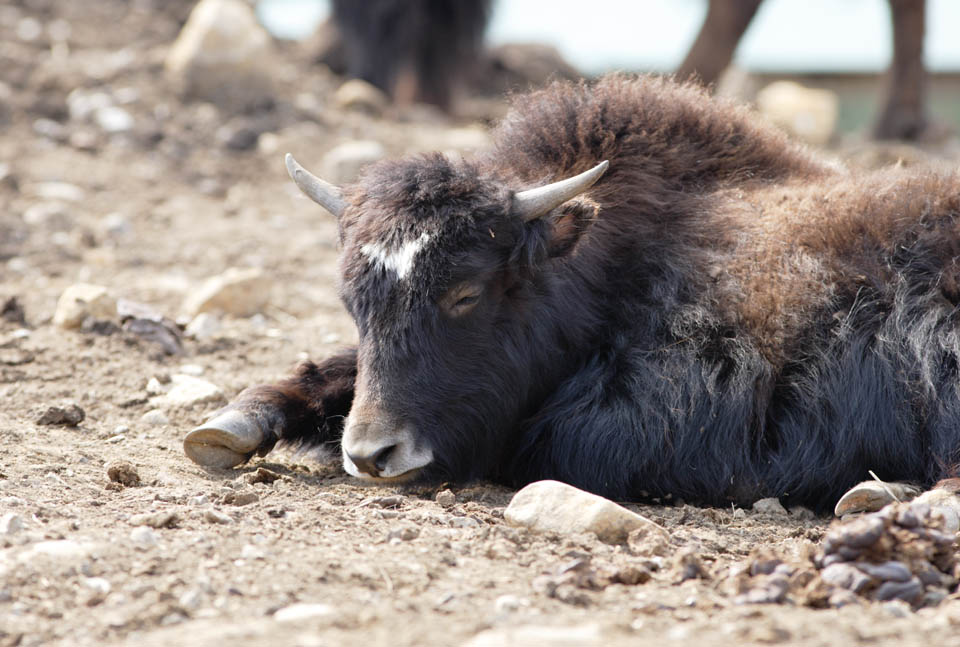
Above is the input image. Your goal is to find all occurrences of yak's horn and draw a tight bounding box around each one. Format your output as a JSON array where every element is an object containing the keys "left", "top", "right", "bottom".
[
  {"left": 285, "top": 153, "right": 346, "bottom": 218},
  {"left": 513, "top": 160, "right": 609, "bottom": 222}
]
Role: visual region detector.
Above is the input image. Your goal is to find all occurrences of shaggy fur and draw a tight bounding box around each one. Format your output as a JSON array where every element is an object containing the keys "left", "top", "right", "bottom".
[{"left": 228, "top": 75, "right": 960, "bottom": 511}]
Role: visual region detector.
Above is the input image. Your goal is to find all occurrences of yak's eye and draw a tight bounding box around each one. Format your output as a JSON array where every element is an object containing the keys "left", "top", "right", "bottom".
[{"left": 440, "top": 282, "right": 484, "bottom": 316}]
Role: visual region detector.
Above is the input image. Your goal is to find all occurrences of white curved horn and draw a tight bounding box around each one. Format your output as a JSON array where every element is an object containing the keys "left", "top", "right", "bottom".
[
  {"left": 285, "top": 153, "right": 347, "bottom": 218},
  {"left": 513, "top": 160, "right": 609, "bottom": 222}
]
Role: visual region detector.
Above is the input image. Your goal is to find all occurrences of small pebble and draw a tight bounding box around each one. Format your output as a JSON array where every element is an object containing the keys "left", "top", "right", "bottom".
[
  {"left": 752, "top": 497, "right": 788, "bottom": 515},
  {"left": 0, "top": 513, "right": 24, "bottom": 534},
  {"left": 387, "top": 525, "right": 420, "bottom": 541},
  {"left": 106, "top": 460, "right": 141, "bottom": 487},
  {"left": 37, "top": 404, "right": 85, "bottom": 427},
  {"left": 204, "top": 509, "right": 233, "bottom": 524},
  {"left": 130, "top": 526, "right": 158, "bottom": 549},
  {"left": 130, "top": 511, "right": 179, "bottom": 529},
  {"left": 141, "top": 409, "right": 170, "bottom": 426},
  {"left": 435, "top": 489, "right": 456, "bottom": 508}
]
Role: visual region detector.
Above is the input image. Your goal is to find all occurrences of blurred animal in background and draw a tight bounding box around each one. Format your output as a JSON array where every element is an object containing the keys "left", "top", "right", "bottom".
[
  {"left": 677, "top": 0, "right": 929, "bottom": 140},
  {"left": 187, "top": 74, "right": 960, "bottom": 516},
  {"left": 319, "top": 0, "right": 491, "bottom": 110}
]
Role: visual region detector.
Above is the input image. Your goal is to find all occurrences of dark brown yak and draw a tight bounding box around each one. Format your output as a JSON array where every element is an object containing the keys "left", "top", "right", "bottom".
[{"left": 184, "top": 75, "right": 960, "bottom": 513}]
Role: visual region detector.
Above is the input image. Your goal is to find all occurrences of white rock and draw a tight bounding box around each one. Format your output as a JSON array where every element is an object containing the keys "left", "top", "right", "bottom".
[
  {"left": 95, "top": 106, "right": 134, "bottom": 133},
  {"left": 130, "top": 526, "right": 158, "bottom": 549},
  {"left": 22, "top": 201, "right": 70, "bottom": 226},
  {"left": 203, "top": 508, "right": 233, "bottom": 524},
  {"left": 82, "top": 577, "right": 111, "bottom": 595},
  {"left": 0, "top": 513, "right": 23, "bottom": 534},
  {"left": 179, "top": 588, "right": 204, "bottom": 611},
  {"left": 320, "top": 140, "right": 386, "bottom": 185},
  {"left": 179, "top": 364, "right": 205, "bottom": 376},
  {"left": 504, "top": 480, "right": 668, "bottom": 544},
  {"left": 53, "top": 283, "right": 116, "bottom": 329},
  {"left": 756, "top": 81, "right": 838, "bottom": 146},
  {"left": 333, "top": 79, "right": 388, "bottom": 115},
  {"left": 181, "top": 267, "right": 271, "bottom": 318},
  {"left": 146, "top": 377, "right": 169, "bottom": 395},
  {"left": 493, "top": 594, "right": 529, "bottom": 613},
  {"left": 752, "top": 497, "right": 788, "bottom": 516},
  {"left": 154, "top": 374, "right": 225, "bottom": 408},
  {"left": 185, "top": 312, "right": 222, "bottom": 340},
  {"left": 67, "top": 88, "right": 113, "bottom": 121},
  {"left": 142, "top": 409, "right": 170, "bottom": 426},
  {"left": 461, "top": 624, "right": 603, "bottom": 647},
  {"left": 20, "top": 540, "right": 88, "bottom": 563},
  {"left": 240, "top": 544, "right": 265, "bottom": 560},
  {"left": 273, "top": 602, "right": 335, "bottom": 623},
  {"left": 29, "top": 181, "right": 85, "bottom": 202},
  {"left": 164, "top": 0, "right": 277, "bottom": 111}
]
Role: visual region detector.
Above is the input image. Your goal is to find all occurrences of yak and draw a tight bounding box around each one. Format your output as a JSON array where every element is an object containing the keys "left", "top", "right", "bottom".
[{"left": 184, "top": 74, "right": 960, "bottom": 514}]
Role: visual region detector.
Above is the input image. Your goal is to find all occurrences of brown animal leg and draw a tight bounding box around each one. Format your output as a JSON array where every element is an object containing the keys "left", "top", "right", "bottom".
[
  {"left": 183, "top": 348, "right": 357, "bottom": 468},
  {"left": 873, "top": 0, "right": 929, "bottom": 140},
  {"left": 676, "top": 0, "right": 764, "bottom": 87}
]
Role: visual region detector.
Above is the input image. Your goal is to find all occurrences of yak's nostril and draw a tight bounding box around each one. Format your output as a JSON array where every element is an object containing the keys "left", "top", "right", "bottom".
[
  {"left": 373, "top": 444, "right": 396, "bottom": 472},
  {"left": 347, "top": 444, "right": 397, "bottom": 477}
]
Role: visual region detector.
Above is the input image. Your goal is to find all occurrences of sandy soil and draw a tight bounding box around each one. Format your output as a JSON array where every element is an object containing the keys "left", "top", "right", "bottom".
[{"left": 4, "top": 2, "right": 960, "bottom": 646}]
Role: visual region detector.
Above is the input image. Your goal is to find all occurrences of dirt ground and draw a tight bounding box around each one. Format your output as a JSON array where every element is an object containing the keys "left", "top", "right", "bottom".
[{"left": 5, "top": 2, "right": 960, "bottom": 646}]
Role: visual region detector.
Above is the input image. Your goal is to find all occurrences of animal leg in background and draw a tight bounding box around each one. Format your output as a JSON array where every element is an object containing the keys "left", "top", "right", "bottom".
[
  {"left": 183, "top": 348, "right": 357, "bottom": 468},
  {"left": 873, "top": 0, "right": 928, "bottom": 139}
]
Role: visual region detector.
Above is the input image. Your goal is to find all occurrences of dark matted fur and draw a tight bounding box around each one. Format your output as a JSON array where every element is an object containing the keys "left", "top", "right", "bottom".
[{"left": 233, "top": 75, "right": 960, "bottom": 511}]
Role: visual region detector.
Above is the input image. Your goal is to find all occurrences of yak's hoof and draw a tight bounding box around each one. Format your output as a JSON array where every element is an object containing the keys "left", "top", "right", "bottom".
[
  {"left": 183, "top": 409, "right": 266, "bottom": 468},
  {"left": 834, "top": 480, "right": 922, "bottom": 517}
]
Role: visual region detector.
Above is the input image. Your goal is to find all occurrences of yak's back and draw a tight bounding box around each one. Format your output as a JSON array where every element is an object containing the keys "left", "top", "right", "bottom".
[{"left": 489, "top": 75, "right": 835, "bottom": 198}]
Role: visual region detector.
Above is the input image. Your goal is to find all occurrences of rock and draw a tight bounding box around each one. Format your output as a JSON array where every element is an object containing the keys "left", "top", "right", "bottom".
[
  {"left": 243, "top": 467, "right": 281, "bottom": 485},
  {"left": 37, "top": 404, "right": 85, "bottom": 427},
  {"left": 222, "top": 490, "right": 258, "bottom": 506},
  {"left": 0, "top": 513, "right": 24, "bottom": 534},
  {"left": 106, "top": 460, "right": 141, "bottom": 487},
  {"left": 95, "top": 106, "right": 134, "bottom": 133},
  {"left": 130, "top": 511, "right": 179, "bottom": 529},
  {"left": 30, "top": 181, "right": 85, "bottom": 203},
  {"left": 1, "top": 297, "right": 26, "bottom": 325},
  {"left": 122, "top": 318, "right": 183, "bottom": 355},
  {"left": 185, "top": 312, "right": 221, "bottom": 340},
  {"left": 756, "top": 81, "right": 838, "bottom": 146},
  {"left": 387, "top": 525, "right": 420, "bottom": 541},
  {"left": 504, "top": 480, "right": 668, "bottom": 544},
  {"left": 154, "top": 374, "right": 225, "bottom": 409},
  {"left": 493, "top": 594, "right": 528, "bottom": 614},
  {"left": 273, "top": 602, "right": 335, "bottom": 622},
  {"left": 820, "top": 563, "right": 873, "bottom": 593},
  {"left": 752, "top": 497, "right": 788, "bottom": 516},
  {"left": 204, "top": 509, "right": 233, "bottom": 524},
  {"left": 53, "top": 283, "right": 116, "bottom": 329},
  {"left": 435, "top": 489, "right": 456, "bottom": 508},
  {"left": 461, "top": 624, "right": 603, "bottom": 647},
  {"left": 216, "top": 121, "right": 259, "bottom": 151},
  {"left": 181, "top": 267, "right": 271, "bottom": 318},
  {"left": 130, "top": 526, "right": 158, "bottom": 549},
  {"left": 142, "top": 409, "right": 170, "bottom": 426},
  {"left": 164, "top": 0, "right": 277, "bottom": 112},
  {"left": 20, "top": 540, "right": 89, "bottom": 564},
  {"left": 320, "top": 140, "right": 386, "bottom": 185},
  {"left": 333, "top": 79, "right": 388, "bottom": 115}
]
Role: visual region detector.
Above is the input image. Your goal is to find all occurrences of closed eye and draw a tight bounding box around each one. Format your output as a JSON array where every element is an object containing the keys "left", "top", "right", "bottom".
[{"left": 440, "top": 282, "right": 484, "bottom": 316}]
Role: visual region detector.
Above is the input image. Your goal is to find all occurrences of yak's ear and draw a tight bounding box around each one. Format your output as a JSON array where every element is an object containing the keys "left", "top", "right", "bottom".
[{"left": 542, "top": 197, "right": 600, "bottom": 258}]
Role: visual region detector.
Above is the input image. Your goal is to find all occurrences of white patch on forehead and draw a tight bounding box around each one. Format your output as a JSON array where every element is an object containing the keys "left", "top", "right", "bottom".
[{"left": 360, "top": 232, "right": 431, "bottom": 280}]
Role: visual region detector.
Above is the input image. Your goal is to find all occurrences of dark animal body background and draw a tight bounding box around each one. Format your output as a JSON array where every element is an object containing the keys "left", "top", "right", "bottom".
[{"left": 198, "top": 75, "right": 960, "bottom": 513}]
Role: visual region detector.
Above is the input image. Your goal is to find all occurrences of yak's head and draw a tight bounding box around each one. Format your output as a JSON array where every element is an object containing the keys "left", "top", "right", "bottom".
[{"left": 285, "top": 152, "right": 607, "bottom": 484}]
